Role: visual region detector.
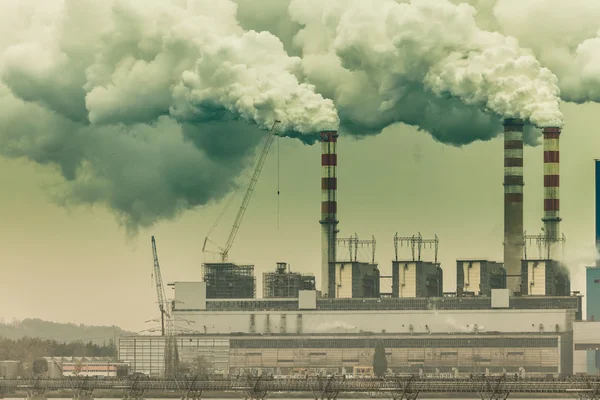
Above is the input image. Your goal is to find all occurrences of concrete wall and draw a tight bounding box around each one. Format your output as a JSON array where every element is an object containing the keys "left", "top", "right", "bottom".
[
  {"left": 174, "top": 309, "right": 573, "bottom": 335},
  {"left": 335, "top": 263, "right": 353, "bottom": 298},
  {"left": 174, "top": 282, "right": 206, "bottom": 310}
]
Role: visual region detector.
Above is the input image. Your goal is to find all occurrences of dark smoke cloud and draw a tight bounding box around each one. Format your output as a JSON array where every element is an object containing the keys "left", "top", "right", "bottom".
[
  {"left": 0, "top": 83, "right": 263, "bottom": 231},
  {"left": 0, "top": 0, "right": 337, "bottom": 232}
]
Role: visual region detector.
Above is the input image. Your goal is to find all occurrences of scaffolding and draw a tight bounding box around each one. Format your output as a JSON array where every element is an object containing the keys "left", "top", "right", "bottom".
[
  {"left": 263, "top": 263, "right": 316, "bottom": 298},
  {"left": 203, "top": 263, "right": 256, "bottom": 299}
]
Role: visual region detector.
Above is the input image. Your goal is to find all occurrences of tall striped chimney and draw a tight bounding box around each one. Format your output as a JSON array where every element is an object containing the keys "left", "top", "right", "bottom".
[
  {"left": 542, "top": 126, "right": 561, "bottom": 257},
  {"left": 503, "top": 118, "right": 525, "bottom": 293},
  {"left": 320, "top": 131, "right": 338, "bottom": 298}
]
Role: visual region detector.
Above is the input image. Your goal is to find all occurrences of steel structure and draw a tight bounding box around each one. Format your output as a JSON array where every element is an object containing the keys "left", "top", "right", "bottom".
[
  {"left": 5, "top": 376, "right": 600, "bottom": 400},
  {"left": 151, "top": 236, "right": 178, "bottom": 377},
  {"left": 202, "top": 121, "right": 280, "bottom": 262},
  {"left": 503, "top": 118, "right": 525, "bottom": 293},
  {"left": 523, "top": 231, "right": 566, "bottom": 260},
  {"left": 203, "top": 263, "right": 255, "bottom": 299},
  {"left": 263, "top": 263, "right": 315, "bottom": 298},
  {"left": 320, "top": 130, "right": 339, "bottom": 299},
  {"left": 336, "top": 234, "right": 376, "bottom": 264},
  {"left": 393, "top": 233, "right": 438, "bottom": 263}
]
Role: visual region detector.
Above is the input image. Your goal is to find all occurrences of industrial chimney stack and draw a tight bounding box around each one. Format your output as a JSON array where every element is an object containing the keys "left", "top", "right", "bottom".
[
  {"left": 320, "top": 131, "right": 338, "bottom": 298},
  {"left": 503, "top": 118, "right": 525, "bottom": 293},
  {"left": 542, "top": 127, "right": 561, "bottom": 256}
]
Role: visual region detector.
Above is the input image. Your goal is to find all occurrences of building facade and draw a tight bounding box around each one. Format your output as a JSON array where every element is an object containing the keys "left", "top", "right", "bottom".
[{"left": 120, "top": 287, "right": 582, "bottom": 377}]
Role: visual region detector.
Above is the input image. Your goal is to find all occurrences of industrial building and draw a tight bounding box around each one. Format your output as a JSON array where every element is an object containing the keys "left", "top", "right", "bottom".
[
  {"left": 521, "top": 260, "right": 570, "bottom": 296},
  {"left": 123, "top": 121, "right": 600, "bottom": 379},
  {"left": 43, "top": 357, "right": 128, "bottom": 379},
  {"left": 332, "top": 262, "right": 380, "bottom": 298},
  {"left": 203, "top": 263, "right": 255, "bottom": 299},
  {"left": 393, "top": 261, "right": 442, "bottom": 298},
  {"left": 456, "top": 260, "right": 505, "bottom": 296},
  {"left": 120, "top": 288, "right": 581, "bottom": 377}
]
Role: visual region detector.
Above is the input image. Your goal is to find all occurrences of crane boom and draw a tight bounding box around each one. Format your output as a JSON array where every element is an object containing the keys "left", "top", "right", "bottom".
[
  {"left": 151, "top": 235, "right": 169, "bottom": 336},
  {"left": 206, "top": 120, "right": 280, "bottom": 262}
]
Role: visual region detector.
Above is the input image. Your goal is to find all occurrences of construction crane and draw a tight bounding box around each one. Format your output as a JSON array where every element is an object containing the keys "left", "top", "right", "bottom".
[
  {"left": 151, "top": 235, "right": 169, "bottom": 336},
  {"left": 150, "top": 236, "right": 178, "bottom": 377},
  {"left": 203, "top": 120, "right": 281, "bottom": 262}
]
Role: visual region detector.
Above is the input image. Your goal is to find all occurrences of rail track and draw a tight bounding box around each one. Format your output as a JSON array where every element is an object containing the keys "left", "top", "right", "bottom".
[{"left": 1, "top": 375, "right": 600, "bottom": 400}]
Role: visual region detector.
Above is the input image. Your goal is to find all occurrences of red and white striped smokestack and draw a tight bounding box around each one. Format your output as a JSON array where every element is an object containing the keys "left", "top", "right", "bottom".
[
  {"left": 503, "top": 118, "right": 525, "bottom": 293},
  {"left": 542, "top": 126, "right": 561, "bottom": 253},
  {"left": 320, "top": 130, "right": 338, "bottom": 298}
]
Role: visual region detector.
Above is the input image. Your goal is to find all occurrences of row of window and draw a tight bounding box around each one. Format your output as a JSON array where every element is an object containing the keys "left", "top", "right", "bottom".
[{"left": 229, "top": 337, "right": 559, "bottom": 349}]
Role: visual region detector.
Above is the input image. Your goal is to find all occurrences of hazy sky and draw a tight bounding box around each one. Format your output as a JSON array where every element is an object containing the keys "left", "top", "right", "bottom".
[{"left": 2, "top": 0, "right": 600, "bottom": 333}]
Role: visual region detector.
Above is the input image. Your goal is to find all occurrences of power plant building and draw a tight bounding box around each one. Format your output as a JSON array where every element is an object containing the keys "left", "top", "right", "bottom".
[
  {"left": 456, "top": 260, "right": 505, "bottom": 296},
  {"left": 122, "top": 125, "right": 600, "bottom": 379},
  {"left": 120, "top": 289, "right": 581, "bottom": 378}
]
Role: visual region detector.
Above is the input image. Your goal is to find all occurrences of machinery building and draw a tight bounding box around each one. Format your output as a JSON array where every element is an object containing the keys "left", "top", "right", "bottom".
[
  {"left": 263, "top": 263, "right": 315, "bottom": 298},
  {"left": 456, "top": 260, "right": 505, "bottom": 297},
  {"left": 332, "top": 262, "right": 380, "bottom": 298}
]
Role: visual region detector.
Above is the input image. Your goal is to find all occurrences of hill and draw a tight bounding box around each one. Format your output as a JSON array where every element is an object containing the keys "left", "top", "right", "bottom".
[{"left": 0, "top": 318, "right": 136, "bottom": 345}]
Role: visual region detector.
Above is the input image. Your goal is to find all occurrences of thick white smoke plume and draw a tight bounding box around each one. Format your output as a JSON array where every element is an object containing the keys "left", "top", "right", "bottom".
[
  {"left": 0, "top": 0, "right": 586, "bottom": 230},
  {"left": 455, "top": 0, "right": 600, "bottom": 104},
  {"left": 0, "top": 0, "right": 337, "bottom": 231},
  {"left": 288, "top": 0, "right": 563, "bottom": 138}
]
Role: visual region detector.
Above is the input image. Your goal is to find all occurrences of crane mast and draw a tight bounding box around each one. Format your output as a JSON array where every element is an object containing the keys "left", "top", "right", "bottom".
[
  {"left": 150, "top": 236, "right": 178, "bottom": 376},
  {"left": 204, "top": 120, "right": 281, "bottom": 262},
  {"left": 151, "top": 236, "right": 169, "bottom": 336}
]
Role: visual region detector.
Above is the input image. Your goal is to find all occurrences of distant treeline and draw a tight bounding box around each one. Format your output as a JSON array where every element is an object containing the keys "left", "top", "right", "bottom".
[
  {"left": 0, "top": 318, "right": 135, "bottom": 345},
  {"left": 0, "top": 336, "right": 117, "bottom": 362}
]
